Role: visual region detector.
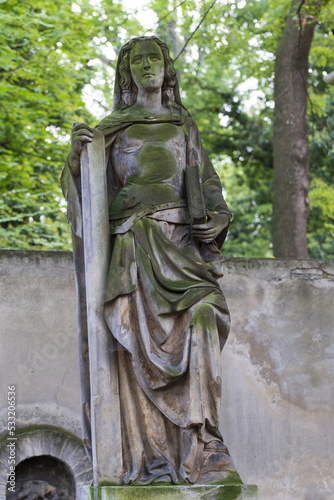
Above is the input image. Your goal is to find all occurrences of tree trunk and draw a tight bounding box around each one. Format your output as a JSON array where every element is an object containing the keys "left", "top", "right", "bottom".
[{"left": 272, "top": 0, "right": 318, "bottom": 258}]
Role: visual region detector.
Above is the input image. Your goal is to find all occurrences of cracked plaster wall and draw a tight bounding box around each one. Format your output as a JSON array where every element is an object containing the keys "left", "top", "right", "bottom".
[
  {"left": 220, "top": 258, "right": 334, "bottom": 500},
  {"left": 0, "top": 251, "right": 333, "bottom": 500}
]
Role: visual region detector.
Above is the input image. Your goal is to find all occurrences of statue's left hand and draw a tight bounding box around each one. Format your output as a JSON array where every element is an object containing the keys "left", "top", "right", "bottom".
[{"left": 192, "top": 212, "right": 229, "bottom": 243}]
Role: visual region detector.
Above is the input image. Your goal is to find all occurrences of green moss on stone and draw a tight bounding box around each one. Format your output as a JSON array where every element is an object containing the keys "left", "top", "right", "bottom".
[
  {"left": 137, "top": 145, "right": 176, "bottom": 177},
  {"left": 127, "top": 123, "right": 179, "bottom": 142},
  {"left": 88, "top": 484, "right": 258, "bottom": 500}
]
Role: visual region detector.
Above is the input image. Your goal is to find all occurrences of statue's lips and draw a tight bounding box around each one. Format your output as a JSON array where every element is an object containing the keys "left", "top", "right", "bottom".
[{"left": 143, "top": 73, "right": 155, "bottom": 77}]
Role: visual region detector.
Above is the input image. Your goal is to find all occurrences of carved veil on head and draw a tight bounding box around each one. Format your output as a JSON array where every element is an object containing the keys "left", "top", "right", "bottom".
[{"left": 113, "top": 36, "right": 185, "bottom": 111}]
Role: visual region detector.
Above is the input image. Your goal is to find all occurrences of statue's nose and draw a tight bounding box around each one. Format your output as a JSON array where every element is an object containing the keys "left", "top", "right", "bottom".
[{"left": 143, "top": 58, "right": 151, "bottom": 70}]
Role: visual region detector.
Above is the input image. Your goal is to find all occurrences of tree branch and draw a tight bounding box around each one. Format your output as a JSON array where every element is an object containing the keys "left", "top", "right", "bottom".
[
  {"left": 96, "top": 54, "right": 115, "bottom": 66},
  {"left": 174, "top": 0, "right": 218, "bottom": 61},
  {"left": 156, "top": 0, "right": 188, "bottom": 25},
  {"left": 296, "top": 0, "right": 306, "bottom": 15}
]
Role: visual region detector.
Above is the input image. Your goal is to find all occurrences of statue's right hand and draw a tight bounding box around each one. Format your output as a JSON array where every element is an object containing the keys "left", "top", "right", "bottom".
[{"left": 68, "top": 123, "right": 95, "bottom": 176}]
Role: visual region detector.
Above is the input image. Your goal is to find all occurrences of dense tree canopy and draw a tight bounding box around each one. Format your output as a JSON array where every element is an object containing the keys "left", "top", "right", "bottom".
[
  {"left": 1, "top": 0, "right": 333, "bottom": 258},
  {"left": 0, "top": 0, "right": 141, "bottom": 249},
  {"left": 1, "top": 0, "right": 93, "bottom": 249}
]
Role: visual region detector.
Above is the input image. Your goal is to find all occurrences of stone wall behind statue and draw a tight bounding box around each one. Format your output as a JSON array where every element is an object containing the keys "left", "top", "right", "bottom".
[
  {"left": 0, "top": 251, "right": 333, "bottom": 500},
  {"left": 220, "top": 258, "right": 334, "bottom": 500}
]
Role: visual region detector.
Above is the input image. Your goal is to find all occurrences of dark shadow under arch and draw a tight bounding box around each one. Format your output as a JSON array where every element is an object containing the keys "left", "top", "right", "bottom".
[{"left": 6, "top": 455, "right": 75, "bottom": 499}]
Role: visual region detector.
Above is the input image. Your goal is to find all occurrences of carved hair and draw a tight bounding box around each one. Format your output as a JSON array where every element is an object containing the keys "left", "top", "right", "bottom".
[{"left": 114, "top": 36, "right": 177, "bottom": 110}]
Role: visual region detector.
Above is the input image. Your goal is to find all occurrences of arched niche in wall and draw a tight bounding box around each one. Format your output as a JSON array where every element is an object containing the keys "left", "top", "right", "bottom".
[
  {"left": 6, "top": 455, "right": 75, "bottom": 499},
  {"left": 0, "top": 428, "right": 92, "bottom": 499}
]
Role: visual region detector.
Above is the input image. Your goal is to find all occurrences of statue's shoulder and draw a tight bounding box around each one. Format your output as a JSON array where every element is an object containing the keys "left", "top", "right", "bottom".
[
  {"left": 95, "top": 110, "right": 125, "bottom": 131},
  {"left": 176, "top": 106, "right": 194, "bottom": 132},
  {"left": 179, "top": 109, "right": 201, "bottom": 139}
]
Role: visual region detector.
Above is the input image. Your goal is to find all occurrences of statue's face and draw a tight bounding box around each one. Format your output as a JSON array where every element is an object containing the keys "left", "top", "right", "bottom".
[{"left": 129, "top": 40, "right": 165, "bottom": 93}]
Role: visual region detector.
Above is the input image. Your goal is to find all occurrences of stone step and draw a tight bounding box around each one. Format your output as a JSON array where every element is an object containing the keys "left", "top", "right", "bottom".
[{"left": 88, "top": 484, "right": 258, "bottom": 500}]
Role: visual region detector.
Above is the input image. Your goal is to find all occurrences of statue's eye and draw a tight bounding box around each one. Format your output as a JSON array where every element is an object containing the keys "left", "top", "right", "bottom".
[
  {"left": 150, "top": 56, "right": 159, "bottom": 61},
  {"left": 131, "top": 57, "right": 142, "bottom": 64}
]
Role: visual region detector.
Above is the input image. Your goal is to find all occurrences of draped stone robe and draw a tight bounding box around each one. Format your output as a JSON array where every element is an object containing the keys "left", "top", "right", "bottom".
[{"left": 61, "top": 105, "right": 239, "bottom": 485}]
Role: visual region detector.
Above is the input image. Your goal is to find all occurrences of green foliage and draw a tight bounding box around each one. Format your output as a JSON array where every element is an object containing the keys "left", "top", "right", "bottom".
[
  {"left": 147, "top": 0, "right": 276, "bottom": 256},
  {"left": 147, "top": 0, "right": 334, "bottom": 258},
  {"left": 0, "top": 0, "right": 141, "bottom": 249},
  {"left": 214, "top": 159, "right": 272, "bottom": 257},
  {"left": 1, "top": 0, "right": 333, "bottom": 258},
  {"left": 0, "top": 0, "right": 96, "bottom": 249},
  {"left": 306, "top": 1, "right": 334, "bottom": 258},
  {"left": 307, "top": 93, "right": 334, "bottom": 259}
]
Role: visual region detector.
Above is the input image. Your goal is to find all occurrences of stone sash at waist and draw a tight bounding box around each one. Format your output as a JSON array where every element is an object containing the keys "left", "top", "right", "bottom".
[{"left": 110, "top": 201, "right": 187, "bottom": 235}]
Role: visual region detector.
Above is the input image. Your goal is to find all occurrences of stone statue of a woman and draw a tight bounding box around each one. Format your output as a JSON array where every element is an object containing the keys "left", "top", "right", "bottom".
[{"left": 61, "top": 36, "right": 241, "bottom": 487}]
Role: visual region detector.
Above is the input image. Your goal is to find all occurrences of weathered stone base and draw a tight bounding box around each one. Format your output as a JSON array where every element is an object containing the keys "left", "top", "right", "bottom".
[{"left": 88, "top": 484, "right": 258, "bottom": 499}]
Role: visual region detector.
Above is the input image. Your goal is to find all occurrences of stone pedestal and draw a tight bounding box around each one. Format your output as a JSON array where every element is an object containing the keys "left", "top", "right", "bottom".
[{"left": 88, "top": 484, "right": 258, "bottom": 499}]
